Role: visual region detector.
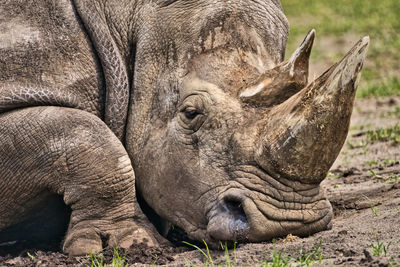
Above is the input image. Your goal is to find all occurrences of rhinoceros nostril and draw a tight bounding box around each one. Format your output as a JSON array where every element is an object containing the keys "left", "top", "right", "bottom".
[
  {"left": 207, "top": 197, "right": 249, "bottom": 242},
  {"left": 222, "top": 199, "right": 247, "bottom": 225}
]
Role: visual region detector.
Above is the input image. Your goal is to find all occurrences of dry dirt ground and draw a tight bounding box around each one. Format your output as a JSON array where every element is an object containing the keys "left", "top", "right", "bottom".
[{"left": 1, "top": 97, "right": 399, "bottom": 266}]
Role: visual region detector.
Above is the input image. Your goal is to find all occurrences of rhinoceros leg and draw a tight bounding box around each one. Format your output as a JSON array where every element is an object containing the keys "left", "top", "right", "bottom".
[{"left": 0, "top": 106, "right": 158, "bottom": 256}]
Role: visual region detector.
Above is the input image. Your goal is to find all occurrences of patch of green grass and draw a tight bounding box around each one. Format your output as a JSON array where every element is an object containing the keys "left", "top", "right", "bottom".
[
  {"left": 183, "top": 240, "right": 216, "bottom": 267},
  {"left": 295, "top": 239, "right": 323, "bottom": 266},
  {"left": 365, "top": 123, "right": 400, "bottom": 144},
  {"left": 350, "top": 124, "right": 366, "bottom": 131},
  {"left": 370, "top": 206, "right": 379, "bottom": 217},
  {"left": 347, "top": 139, "right": 369, "bottom": 155},
  {"left": 386, "top": 106, "right": 400, "bottom": 118},
  {"left": 363, "top": 195, "right": 379, "bottom": 216},
  {"left": 88, "top": 251, "right": 104, "bottom": 267},
  {"left": 347, "top": 141, "right": 365, "bottom": 149},
  {"left": 87, "top": 248, "right": 127, "bottom": 267},
  {"left": 282, "top": 0, "right": 400, "bottom": 98},
  {"left": 389, "top": 258, "right": 400, "bottom": 267},
  {"left": 369, "top": 241, "right": 391, "bottom": 257},
  {"left": 110, "top": 249, "right": 127, "bottom": 267},
  {"left": 385, "top": 174, "right": 400, "bottom": 183},
  {"left": 366, "top": 160, "right": 380, "bottom": 166},
  {"left": 184, "top": 240, "right": 324, "bottom": 267},
  {"left": 383, "top": 159, "right": 398, "bottom": 165},
  {"left": 283, "top": 0, "right": 400, "bottom": 35},
  {"left": 262, "top": 248, "right": 291, "bottom": 267},
  {"left": 326, "top": 171, "right": 339, "bottom": 180},
  {"left": 369, "top": 169, "right": 383, "bottom": 179},
  {"left": 27, "top": 252, "right": 35, "bottom": 260},
  {"left": 262, "top": 240, "right": 323, "bottom": 267},
  {"left": 366, "top": 159, "right": 398, "bottom": 166},
  {"left": 357, "top": 77, "right": 400, "bottom": 98}
]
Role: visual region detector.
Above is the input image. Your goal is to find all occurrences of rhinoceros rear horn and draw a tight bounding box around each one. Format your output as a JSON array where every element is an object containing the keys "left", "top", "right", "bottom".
[
  {"left": 257, "top": 36, "right": 370, "bottom": 184},
  {"left": 240, "top": 29, "right": 315, "bottom": 107}
]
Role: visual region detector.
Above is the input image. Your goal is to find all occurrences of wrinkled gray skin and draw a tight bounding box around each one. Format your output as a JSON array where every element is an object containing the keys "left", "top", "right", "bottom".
[{"left": 0, "top": 0, "right": 369, "bottom": 256}]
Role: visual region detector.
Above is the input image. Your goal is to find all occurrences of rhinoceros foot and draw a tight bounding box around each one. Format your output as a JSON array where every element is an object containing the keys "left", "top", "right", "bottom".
[{"left": 63, "top": 219, "right": 159, "bottom": 256}]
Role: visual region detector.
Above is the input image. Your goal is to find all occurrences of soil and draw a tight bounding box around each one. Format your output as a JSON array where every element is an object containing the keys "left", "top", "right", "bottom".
[{"left": 1, "top": 97, "right": 399, "bottom": 266}]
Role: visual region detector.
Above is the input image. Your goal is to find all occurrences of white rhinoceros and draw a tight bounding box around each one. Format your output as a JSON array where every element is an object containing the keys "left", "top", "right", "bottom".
[{"left": 0, "top": 0, "right": 368, "bottom": 256}]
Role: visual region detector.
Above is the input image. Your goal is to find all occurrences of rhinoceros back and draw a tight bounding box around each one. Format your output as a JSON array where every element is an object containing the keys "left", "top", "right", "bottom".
[{"left": 0, "top": 0, "right": 105, "bottom": 117}]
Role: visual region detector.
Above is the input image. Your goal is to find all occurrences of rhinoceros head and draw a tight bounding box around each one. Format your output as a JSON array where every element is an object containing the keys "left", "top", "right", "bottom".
[{"left": 125, "top": 1, "right": 369, "bottom": 245}]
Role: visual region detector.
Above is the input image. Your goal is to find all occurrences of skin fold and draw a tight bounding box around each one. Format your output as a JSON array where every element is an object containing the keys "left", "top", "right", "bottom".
[{"left": 0, "top": 0, "right": 368, "bottom": 255}]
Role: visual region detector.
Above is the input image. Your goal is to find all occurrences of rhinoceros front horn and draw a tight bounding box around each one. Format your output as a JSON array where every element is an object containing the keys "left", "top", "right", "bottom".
[
  {"left": 240, "top": 29, "right": 315, "bottom": 107},
  {"left": 256, "top": 35, "right": 370, "bottom": 184}
]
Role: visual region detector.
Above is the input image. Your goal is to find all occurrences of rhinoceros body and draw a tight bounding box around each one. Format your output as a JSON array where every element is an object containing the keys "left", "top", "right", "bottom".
[{"left": 0, "top": 0, "right": 368, "bottom": 256}]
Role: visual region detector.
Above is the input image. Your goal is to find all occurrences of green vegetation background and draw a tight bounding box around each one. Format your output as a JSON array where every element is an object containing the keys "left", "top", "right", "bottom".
[{"left": 282, "top": 0, "right": 400, "bottom": 98}]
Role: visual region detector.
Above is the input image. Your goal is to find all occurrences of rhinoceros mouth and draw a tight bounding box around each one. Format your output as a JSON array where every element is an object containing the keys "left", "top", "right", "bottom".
[{"left": 204, "top": 165, "right": 333, "bottom": 244}]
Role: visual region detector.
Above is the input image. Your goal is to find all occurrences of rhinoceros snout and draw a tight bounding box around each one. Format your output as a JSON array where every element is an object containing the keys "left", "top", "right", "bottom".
[{"left": 206, "top": 193, "right": 250, "bottom": 243}]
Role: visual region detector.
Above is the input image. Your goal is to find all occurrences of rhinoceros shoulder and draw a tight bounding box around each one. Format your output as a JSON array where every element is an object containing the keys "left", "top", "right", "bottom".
[{"left": 0, "top": 0, "right": 104, "bottom": 117}]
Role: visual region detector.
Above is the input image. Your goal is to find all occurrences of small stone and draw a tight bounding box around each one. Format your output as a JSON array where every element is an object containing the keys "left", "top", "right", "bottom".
[
  {"left": 338, "top": 230, "right": 348, "bottom": 235},
  {"left": 363, "top": 249, "right": 373, "bottom": 262},
  {"left": 5, "top": 256, "right": 24, "bottom": 265},
  {"left": 282, "top": 234, "right": 300, "bottom": 243}
]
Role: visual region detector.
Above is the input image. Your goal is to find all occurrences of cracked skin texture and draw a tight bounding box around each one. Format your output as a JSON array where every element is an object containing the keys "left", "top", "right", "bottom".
[{"left": 0, "top": 0, "right": 367, "bottom": 256}]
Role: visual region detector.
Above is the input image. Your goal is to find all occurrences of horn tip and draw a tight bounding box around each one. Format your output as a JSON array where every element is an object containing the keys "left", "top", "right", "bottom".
[
  {"left": 297, "top": 30, "right": 315, "bottom": 55},
  {"left": 289, "top": 30, "right": 316, "bottom": 63},
  {"left": 355, "top": 36, "right": 370, "bottom": 58},
  {"left": 302, "top": 29, "right": 316, "bottom": 46},
  {"left": 361, "top": 36, "right": 370, "bottom": 46},
  {"left": 308, "top": 29, "right": 316, "bottom": 39}
]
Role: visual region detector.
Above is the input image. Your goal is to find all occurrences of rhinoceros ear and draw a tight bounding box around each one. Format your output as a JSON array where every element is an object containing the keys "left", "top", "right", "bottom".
[{"left": 240, "top": 29, "right": 315, "bottom": 107}]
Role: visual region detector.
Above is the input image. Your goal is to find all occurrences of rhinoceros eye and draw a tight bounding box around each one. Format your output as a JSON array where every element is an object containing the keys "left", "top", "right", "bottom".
[
  {"left": 178, "top": 95, "right": 206, "bottom": 131},
  {"left": 179, "top": 105, "right": 205, "bottom": 132},
  {"left": 184, "top": 107, "right": 200, "bottom": 120}
]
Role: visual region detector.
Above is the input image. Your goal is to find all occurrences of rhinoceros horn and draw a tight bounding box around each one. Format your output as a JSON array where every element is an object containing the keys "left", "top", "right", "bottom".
[
  {"left": 255, "top": 35, "right": 369, "bottom": 184},
  {"left": 240, "top": 29, "right": 315, "bottom": 107}
]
